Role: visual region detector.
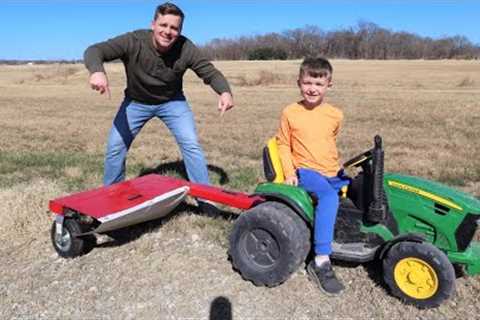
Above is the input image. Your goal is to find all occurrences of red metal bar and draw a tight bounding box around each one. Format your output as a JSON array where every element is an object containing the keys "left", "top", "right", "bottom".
[{"left": 187, "top": 182, "right": 264, "bottom": 210}]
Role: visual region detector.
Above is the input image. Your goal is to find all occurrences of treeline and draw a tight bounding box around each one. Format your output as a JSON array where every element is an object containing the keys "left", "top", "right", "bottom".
[
  {"left": 200, "top": 22, "right": 480, "bottom": 60},
  {"left": 0, "top": 59, "right": 83, "bottom": 65}
]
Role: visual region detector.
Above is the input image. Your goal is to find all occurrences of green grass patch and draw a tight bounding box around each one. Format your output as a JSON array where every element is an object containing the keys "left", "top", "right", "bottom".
[
  {"left": 0, "top": 151, "right": 104, "bottom": 190},
  {"left": 222, "top": 166, "right": 261, "bottom": 192},
  {"left": 190, "top": 216, "right": 233, "bottom": 248},
  {"left": 437, "top": 174, "right": 467, "bottom": 187},
  {"left": 436, "top": 166, "right": 480, "bottom": 187},
  {"left": 127, "top": 162, "right": 154, "bottom": 179},
  {"left": 0, "top": 152, "right": 264, "bottom": 191}
]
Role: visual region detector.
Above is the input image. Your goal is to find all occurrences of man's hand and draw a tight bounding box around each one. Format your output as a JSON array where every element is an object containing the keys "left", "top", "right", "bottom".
[
  {"left": 218, "top": 92, "right": 234, "bottom": 116},
  {"left": 89, "top": 72, "right": 111, "bottom": 99},
  {"left": 284, "top": 175, "right": 298, "bottom": 186}
]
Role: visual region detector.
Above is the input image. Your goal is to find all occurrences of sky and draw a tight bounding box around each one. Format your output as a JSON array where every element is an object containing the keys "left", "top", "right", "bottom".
[{"left": 1, "top": 0, "right": 479, "bottom": 60}]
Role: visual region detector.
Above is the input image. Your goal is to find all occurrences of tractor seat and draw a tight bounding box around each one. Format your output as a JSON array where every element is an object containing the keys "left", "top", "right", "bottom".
[
  {"left": 263, "top": 137, "right": 285, "bottom": 183},
  {"left": 262, "top": 137, "right": 349, "bottom": 197}
]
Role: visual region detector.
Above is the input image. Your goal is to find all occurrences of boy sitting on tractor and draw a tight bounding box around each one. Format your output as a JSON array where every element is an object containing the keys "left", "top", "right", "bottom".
[{"left": 276, "top": 57, "right": 349, "bottom": 296}]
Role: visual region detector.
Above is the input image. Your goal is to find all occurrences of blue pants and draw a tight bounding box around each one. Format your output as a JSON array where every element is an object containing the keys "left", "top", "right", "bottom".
[
  {"left": 103, "top": 96, "right": 209, "bottom": 186},
  {"left": 298, "top": 168, "right": 349, "bottom": 255}
]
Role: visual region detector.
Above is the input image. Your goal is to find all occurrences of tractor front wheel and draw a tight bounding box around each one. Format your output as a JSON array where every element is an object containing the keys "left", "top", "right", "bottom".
[
  {"left": 383, "top": 241, "right": 455, "bottom": 308},
  {"left": 229, "top": 202, "right": 310, "bottom": 287}
]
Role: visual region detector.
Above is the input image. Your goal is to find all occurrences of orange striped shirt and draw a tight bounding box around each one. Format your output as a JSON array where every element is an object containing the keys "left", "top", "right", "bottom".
[{"left": 276, "top": 102, "right": 343, "bottom": 178}]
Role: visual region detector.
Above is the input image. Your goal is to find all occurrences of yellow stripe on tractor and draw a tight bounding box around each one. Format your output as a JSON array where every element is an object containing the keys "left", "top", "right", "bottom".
[{"left": 387, "top": 180, "right": 463, "bottom": 211}]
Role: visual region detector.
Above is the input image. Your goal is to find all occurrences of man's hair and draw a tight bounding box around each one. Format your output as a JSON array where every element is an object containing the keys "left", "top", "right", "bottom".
[
  {"left": 154, "top": 2, "right": 185, "bottom": 21},
  {"left": 299, "top": 57, "right": 333, "bottom": 79}
]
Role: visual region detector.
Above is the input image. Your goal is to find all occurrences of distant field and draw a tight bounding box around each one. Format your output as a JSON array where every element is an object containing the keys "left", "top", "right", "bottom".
[{"left": 1, "top": 60, "right": 479, "bottom": 319}]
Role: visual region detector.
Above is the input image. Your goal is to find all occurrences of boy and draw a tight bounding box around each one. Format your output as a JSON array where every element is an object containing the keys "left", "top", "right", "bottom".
[{"left": 276, "top": 57, "right": 347, "bottom": 296}]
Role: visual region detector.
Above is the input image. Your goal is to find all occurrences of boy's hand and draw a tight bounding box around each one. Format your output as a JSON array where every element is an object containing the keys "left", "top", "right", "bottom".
[{"left": 284, "top": 175, "right": 298, "bottom": 186}]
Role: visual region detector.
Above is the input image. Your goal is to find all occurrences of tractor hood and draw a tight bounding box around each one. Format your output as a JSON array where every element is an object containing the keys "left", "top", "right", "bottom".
[{"left": 384, "top": 173, "right": 480, "bottom": 214}]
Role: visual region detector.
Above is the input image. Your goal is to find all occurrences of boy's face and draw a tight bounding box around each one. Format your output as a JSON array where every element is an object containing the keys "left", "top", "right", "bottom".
[{"left": 298, "top": 74, "right": 332, "bottom": 107}]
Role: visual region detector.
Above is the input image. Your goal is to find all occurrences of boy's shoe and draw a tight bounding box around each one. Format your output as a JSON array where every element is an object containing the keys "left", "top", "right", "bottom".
[{"left": 307, "top": 260, "right": 345, "bottom": 296}]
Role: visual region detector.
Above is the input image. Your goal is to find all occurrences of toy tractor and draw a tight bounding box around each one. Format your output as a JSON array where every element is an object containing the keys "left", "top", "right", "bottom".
[{"left": 229, "top": 135, "right": 480, "bottom": 308}]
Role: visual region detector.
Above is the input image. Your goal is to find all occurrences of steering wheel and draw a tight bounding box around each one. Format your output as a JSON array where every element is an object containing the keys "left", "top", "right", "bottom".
[{"left": 343, "top": 149, "right": 373, "bottom": 168}]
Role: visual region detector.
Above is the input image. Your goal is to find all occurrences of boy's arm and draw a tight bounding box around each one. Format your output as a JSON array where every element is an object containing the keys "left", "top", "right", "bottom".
[{"left": 276, "top": 111, "right": 296, "bottom": 183}]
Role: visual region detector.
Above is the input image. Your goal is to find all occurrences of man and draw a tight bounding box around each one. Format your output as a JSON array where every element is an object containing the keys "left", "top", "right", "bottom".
[{"left": 84, "top": 2, "right": 234, "bottom": 194}]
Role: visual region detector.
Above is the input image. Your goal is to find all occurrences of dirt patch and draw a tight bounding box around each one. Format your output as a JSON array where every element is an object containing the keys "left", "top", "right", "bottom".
[{"left": 3, "top": 211, "right": 479, "bottom": 319}]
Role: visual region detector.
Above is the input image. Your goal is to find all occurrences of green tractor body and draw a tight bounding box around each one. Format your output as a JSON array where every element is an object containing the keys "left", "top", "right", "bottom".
[
  {"left": 384, "top": 173, "right": 480, "bottom": 275},
  {"left": 231, "top": 135, "right": 480, "bottom": 308},
  {"left": 255, "top": 172, "right": 480, "bottom": 276}
]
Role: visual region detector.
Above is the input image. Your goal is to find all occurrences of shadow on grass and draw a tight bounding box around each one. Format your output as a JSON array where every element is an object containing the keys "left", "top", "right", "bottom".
[
  {"left": 209, "top": 296, "right": 232, "bottom": 320},
  {"left": 362, "top": 260, "right": 390, "bottom": 291},
  {"left": 94, "top": 200, "right": 237, "bottom": 249},
  {"left": 138, "top": 160, "right": 230, "bottom": 185},
  {"left": 330, "top": 258, "right": 390, "bottom": 293}
]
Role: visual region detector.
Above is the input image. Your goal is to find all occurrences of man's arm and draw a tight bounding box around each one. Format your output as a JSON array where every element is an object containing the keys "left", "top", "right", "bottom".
[
  {"left": 83, "top": 32, "right": 132, "bottom": 97},
  {"left": 185, "top": 41, "right": 234, "bottom": 115},
  {"left": 217, "top": 92, "right": 234, "bottom": 116}
]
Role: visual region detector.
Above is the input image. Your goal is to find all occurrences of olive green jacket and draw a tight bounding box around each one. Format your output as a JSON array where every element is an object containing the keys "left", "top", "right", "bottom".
[{"left": 84, "top": 30, "right": 231, "bottom": 105}]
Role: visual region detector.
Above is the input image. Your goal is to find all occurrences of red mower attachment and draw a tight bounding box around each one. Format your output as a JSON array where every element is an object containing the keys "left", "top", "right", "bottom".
[{"left": 49, "top": 174, "right": 264, "bottom": 258}]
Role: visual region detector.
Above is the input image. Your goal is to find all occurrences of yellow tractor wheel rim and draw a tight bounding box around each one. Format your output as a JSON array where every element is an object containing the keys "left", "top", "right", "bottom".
[{"left": 394, "top": 257, "right": 438, "bottom": 299}]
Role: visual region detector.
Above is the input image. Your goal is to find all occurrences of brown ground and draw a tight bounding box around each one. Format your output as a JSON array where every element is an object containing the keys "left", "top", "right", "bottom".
[{"left": 1, "top": 60, "right": 479, "bottom": 319}]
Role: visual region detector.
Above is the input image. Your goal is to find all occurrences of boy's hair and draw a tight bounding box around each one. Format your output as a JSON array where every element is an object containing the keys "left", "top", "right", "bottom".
[
  {"left": 154, "top": 2, "right": 185, "bottom": 21},
  {"left": 299, "top": 57, "right": 333, "bottom": 80}
]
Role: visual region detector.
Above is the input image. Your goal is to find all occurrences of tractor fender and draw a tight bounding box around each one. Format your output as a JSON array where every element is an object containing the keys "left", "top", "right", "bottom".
[
  {"left": 253, "top": 193, "right": 312, "bottom": 226},
  {"left": 378, "top": 233, "right": 426, "bottom": 260}
]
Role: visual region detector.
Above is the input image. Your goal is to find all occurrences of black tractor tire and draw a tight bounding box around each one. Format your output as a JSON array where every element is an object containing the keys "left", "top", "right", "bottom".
[
  {"left": 229, "top": 201, "right": 310, "bottom": 287},
  {"left": 51, "top": 219, "right": 94, "bottom": 258},
  {"left": 383, "top": 241, "right": 455, "bottom": 308}
]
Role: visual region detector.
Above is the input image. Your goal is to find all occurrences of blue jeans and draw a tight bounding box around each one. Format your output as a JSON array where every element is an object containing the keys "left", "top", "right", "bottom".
[
  {"left": 103, "top": 96, "right": 209, "bottom": 186},
  {"left": 297, "top": 168, "right": 349, "bottom": 255}
]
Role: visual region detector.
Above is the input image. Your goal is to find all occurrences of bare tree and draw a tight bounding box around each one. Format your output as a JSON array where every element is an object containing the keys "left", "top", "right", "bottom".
[{"left": 199, "top": 22, "right": 480, "bottom": 60}]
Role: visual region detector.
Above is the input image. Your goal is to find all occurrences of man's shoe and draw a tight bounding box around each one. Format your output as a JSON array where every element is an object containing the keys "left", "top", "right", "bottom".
[{"left": 307, "top": 260, "right": 345, "bottom": 296}]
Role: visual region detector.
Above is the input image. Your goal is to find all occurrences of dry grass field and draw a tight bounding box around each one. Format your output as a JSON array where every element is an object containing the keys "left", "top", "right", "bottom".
[{"left": 1, "top": 60, "right": 479, "bottom": 319}]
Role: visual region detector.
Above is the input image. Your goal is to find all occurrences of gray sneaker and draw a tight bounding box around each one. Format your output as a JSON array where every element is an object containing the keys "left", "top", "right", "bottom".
[{"left": 307, "top": 260, "right": 345, "bottom": 296}]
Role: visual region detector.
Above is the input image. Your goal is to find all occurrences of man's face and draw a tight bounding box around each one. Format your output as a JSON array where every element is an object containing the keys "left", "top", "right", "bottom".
[
  {"left": 298, "top": 74, "right": 332, "bottom": 107},
  {"left": 151, "top": 14, "right": 182, "bottom": 52}
]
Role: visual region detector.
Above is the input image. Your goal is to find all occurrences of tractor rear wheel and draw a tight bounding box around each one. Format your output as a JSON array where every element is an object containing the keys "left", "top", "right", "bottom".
[
  {"left": 383, "top": 241, "right": 455, "bottom": 308},
  {"left": 229, "top": 202, "right": 310, "bottom": 287}
]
